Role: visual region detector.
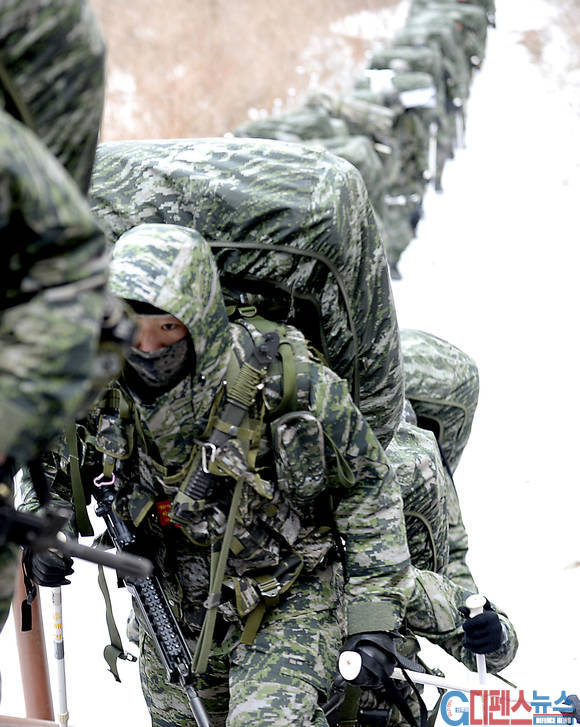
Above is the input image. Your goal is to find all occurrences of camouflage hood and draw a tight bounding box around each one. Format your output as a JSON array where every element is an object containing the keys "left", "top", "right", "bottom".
[
  {"left": 0, "top": 0, "right": 106, "bottom": 194},
  {"left": 109, "top": 224, "right": 231, "bottom": 465}
]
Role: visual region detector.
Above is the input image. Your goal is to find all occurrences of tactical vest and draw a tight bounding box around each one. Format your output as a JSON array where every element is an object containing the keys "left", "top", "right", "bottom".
[{"left": 71, "top": 313, "right": 352, "bottom": 675}]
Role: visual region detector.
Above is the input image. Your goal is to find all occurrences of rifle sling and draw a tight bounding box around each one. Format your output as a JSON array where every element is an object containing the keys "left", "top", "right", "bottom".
[
  {"left": 97, "top": 563, "right": 136, "bottom": 682},
  {"left": 192, "top": 475, "right": 244, "bottom": 675},
  {"left": 66, "top": 425, "right": 93, "bottom": 537}
]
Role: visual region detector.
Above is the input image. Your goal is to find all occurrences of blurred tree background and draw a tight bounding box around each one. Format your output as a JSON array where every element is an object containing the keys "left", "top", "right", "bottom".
[{"left": 91, "top": 0, "right": 403, "bottom": 140}]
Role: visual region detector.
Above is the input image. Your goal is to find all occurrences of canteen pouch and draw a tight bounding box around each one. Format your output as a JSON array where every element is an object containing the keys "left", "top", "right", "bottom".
[{"left": 270, "top": 411, "right": 326, "bottom": 514}]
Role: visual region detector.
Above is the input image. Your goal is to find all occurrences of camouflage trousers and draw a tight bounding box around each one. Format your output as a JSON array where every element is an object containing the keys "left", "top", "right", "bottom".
[
  {"left": 0, "top": 543, "right": 18, "bottom": 633},
  {"left": 139, "top": 565, "right": 345, "bottom": 727}
]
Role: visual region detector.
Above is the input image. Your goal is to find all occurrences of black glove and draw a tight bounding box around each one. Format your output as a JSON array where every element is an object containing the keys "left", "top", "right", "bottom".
[
  {"left": 339, "top": 632, "right": 397, "bottom": 687},
  {"left": 22, "top": 546, "right": 74, "bottom": 587},
  {"left": 459, "top": 599, "right": 503, "bottom": 654}
]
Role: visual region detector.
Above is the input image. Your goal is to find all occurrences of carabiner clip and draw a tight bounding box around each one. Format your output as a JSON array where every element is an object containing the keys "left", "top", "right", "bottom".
[
  {"left": 93, "top": 472, "right": 116, "bottom": 488},
  {"left": 195, "top": 441, "right": 217, "bottom": 474}
]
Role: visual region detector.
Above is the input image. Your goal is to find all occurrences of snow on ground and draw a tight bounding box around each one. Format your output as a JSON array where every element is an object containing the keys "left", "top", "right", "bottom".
[
  {"left": 393, "top": 0, "right": 580, "bottom": 712},
  {"left": 1, "top": 0, "right": 579, "bottom": 724}
]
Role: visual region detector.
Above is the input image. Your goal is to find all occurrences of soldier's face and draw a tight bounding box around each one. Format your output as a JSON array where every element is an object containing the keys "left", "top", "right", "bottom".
[{"left": 135, "top": 315, "right": 188, "bottom": 352}]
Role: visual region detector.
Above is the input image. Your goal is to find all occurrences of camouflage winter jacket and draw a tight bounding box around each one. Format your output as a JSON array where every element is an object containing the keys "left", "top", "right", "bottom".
[
  {"left": 0, "top": 0, "right": 115, "bottom": 464},
  {"left": 22, "top": 223, "right": 415, "bottom": 639}
]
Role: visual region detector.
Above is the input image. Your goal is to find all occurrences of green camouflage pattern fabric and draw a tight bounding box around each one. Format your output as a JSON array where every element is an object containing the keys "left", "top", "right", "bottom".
[
  {"left": 0, "top": 111, "right": 111, "bottom": 464},
  {"left": 442, "top": 468, "right": 476, "bottom": 591},
  {"left": 397, "top": 13, "right": 471, "bottom": 104},
  {"left": 406, "top": 568, "right": 518, "bottom": 675},
  {"left": 0, "top": 0, "right": 106, "bottom": 194},
  {"left": 237, "top": 112, "right": 395, "bottom": 260},
  {"left": 391, "top": 397, "right": 475, "bottom": 590},
  {"left": 408, "top": 1, "right": 489, "bottom": 69},
  {"left": 391, "top": 73, "right": 433, "bottom": 189},
  {"left": 305, "top": 91, "right": 394, "bottom": 145},
  {"left": 89, "top": 137, "right": 404, "bottom": 451},
  {"left": 21, "top": 223, "right": 414, "bottom": 724},
  {"left": 370, "top": 44, "right": 453, "bottom": 190},
  {"left": 301, "top": 135, "right": 392, "bottom": 251},
  {"left": 235, "top": 106, "right": 349, "bottom": 142},
  {"left": 139, "top": 565, "right": 344, "bottom": 727},
  {"left": 389, "top": 422, "right": 449, "bottom": 574},
  {"left": 382, "top": 201, "right": 413, "bottom": 269},
  {"left": 400, "top": 328, "right": 480, "bottom": 474},
  {"left": 411, "top": 0, "right": 495, "bottom": 29},
  {"left": 329, "top": 565, "right": 518, "bottom": 726},
  {"left": 108, "top": 223, "right": 413, "bottom": 631},
  {"left": 0, "top": 0, "right": 111, "bottom": 637}
]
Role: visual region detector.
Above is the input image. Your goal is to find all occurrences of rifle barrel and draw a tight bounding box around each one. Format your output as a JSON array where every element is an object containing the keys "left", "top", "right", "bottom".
[{"left": 35, "top": 537, "right": 153, "bottom": 579}]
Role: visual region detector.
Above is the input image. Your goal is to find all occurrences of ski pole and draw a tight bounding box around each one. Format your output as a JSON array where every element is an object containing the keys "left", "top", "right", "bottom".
[
  {"left": 339, "top": 651, "right": 481, "bottom": 695},
  {"left": 51, "top": 587, "right": 68, "bottom": 727},
  {"left": 339, "top": 653, "right": 520, "bottom": 700},
  {"left": 465, "top": 593, "right": 488, "bottom": 685}
]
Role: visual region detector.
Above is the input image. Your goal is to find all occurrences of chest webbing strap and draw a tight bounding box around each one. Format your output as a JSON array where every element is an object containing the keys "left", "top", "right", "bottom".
[{"left": 191, "top": 475, "right": 244, "bottom": 675}]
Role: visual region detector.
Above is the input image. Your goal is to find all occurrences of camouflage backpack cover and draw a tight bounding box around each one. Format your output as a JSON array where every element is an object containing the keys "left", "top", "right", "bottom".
[
  {"left": 234, "top": 105, "right": 349, "bottom": 141},
  {"left": 408, "top": 1, "right": 489, "bottom": 68},
  {"left": 89, "top": 136, "right": 404, "bottom": 449},
  {"left": 400, "top": 328, "right": 480, "bottom": 473}
]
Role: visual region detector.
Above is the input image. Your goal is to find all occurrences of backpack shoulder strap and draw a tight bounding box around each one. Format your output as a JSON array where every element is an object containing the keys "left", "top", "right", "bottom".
[{"left": 238, "top": 314, "right": 312, "bottom": 417}]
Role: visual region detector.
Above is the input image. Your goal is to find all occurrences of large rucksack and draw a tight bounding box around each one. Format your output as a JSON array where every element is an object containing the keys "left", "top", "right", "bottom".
[
  {"left": 89, "top": 136, "right": 404, "bottom": 449},
  {"left": 234, "top": 105, "right": 349, "bottom": 142},
  {"left": 408, "top": 1, "right": 489, "bottom": 70},
  {"left": 236, "top": 109, "right": 400, "bottom": 266},
  {"left": 400, "top": 328, "right": 480, "bottom": 474},
  {"left": 368, "top": 44, "right": 452, "bottom": 191}
]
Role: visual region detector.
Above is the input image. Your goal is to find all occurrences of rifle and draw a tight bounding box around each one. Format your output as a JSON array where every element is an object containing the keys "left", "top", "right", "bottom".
[
  {"left": 92, "top": 474, "right": 211, "bottom": 727},
  {"left": 0, "top": 492, "right": 151, "bottom": 581}
]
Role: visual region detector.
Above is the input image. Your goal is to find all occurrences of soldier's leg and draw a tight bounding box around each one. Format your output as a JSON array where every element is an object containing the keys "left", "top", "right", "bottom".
[
  {"left": 139, "top": 629, "right": 230, "bottom": 727},
  {"left": 227, "top": 565, "right": 344, "bottom": 727}
]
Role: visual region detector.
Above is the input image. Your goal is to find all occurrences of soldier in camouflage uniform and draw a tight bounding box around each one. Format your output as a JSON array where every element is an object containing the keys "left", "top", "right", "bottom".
[
  {"left": 354, "top": 70, "right": 437, "bottom": 275},
  {"left": 324, "top": 327, "right": 516, "bottom": 725},
  {"left": 368, "top": 45, "right": 451, "bottom": 192},
  {"left": 326, "top": 405, "right": 518, "bottom": 727},
  {"left": 21, "top": 223, "right": 518, "bottom": 726},
  {"left": 408, "top": 1, "right": 489, "bottom": 74},
  {"left": 22, "top": 222, "right": 416, "bottom": 727},
  {"left": 0, "top": 0, "right": 126, "bottom": 632},
  {"left": 89, "top": 137, "right": 405, "bottom": 454}
]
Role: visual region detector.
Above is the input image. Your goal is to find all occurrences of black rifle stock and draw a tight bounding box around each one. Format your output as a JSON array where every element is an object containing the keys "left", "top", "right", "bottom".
[{"left": 93, "top": 481, "right": 212, "bottom": 727}]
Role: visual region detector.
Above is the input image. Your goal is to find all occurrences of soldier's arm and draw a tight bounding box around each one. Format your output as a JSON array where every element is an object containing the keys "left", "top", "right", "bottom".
[
  {"left": 442, "top": 471, "right": 478, "bottom": 591},
  {"left": 308, "top": 362, "right": 415, "bottom": 635},
  {"left": 18, "top": 410, "right": 103, "bottom": 538},
  {"left": 407, "top": 567, "right": 518, "bottom": 674},
  {"left": 0, "top": 114, "right": 110, "bottom": 465}
]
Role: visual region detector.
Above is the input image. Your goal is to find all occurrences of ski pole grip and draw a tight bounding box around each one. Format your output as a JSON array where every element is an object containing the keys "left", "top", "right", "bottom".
[
  {"left": 338, "top": 650, "right": 362, "bottom": 682},
  {"left": 465, "top": 593, "right": 487, "bottom": 685},
  {"left": 465, "top": 593, "right": 486, "bottom": 617}
]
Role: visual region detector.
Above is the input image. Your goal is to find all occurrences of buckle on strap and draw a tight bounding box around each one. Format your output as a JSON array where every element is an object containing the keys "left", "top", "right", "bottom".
[
  {"left": 195, "top": 441, "right": 217, "bottom": 474},
  {"left": 255, "top": 574, "right": 281, "bottom": 598},
  {"left": 119, "top": 651, "right": 137, "bottom": 663}
]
